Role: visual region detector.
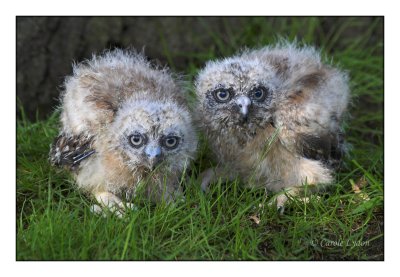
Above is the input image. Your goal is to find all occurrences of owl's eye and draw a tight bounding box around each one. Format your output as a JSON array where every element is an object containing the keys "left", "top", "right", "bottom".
[
  {"left": 129, "top": 133, "right": 146, "bottom": 148},
  {"left": 162, "top": 136, "right": 180, "bottom": 150},
  {"left": 213, "top": 88, "right": 232, "bottom": 103},
  {"left": 250, "top": 86, "right": 269, "bottom": 102}
]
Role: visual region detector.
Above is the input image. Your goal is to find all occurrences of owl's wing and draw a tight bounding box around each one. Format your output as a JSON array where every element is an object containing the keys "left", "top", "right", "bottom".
[
  {"left": 273, "top": 65, "right": 349, "bottom": 169},
  {"left": 49, "top": 133, "right": 95, "bottom": 171},
  {"left": 296, "top": 132, "right": 346, "bottom": 168}
]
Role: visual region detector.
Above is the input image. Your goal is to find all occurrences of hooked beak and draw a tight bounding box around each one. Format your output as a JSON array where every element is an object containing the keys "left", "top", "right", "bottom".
[
  {"left": 145, "top": 145, "right": 162, "bottom": 170},
  {"left": 235, "top": 95, "right": 251, "bottom": 122}
]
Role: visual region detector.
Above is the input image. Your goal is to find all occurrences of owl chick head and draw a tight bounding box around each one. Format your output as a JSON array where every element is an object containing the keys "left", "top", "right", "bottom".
[
  {"left": 107, "top": 96, "right": 197, "bottom": 173},
  {"left": 195, "top": 55, "right": 281, "bottom": 136}
]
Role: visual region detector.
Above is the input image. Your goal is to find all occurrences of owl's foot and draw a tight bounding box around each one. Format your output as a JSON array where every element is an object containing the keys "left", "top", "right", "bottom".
[
  {"left": 275, "top": 194, "right": 288, "bottom": 215},
  {"left": 199, "top": 168, "right": 215, "bottom": 192},
  {"left": 269, "top": 187, "right": 321, "bottom": 214},
  {"left": 91, "top": 191, "right": 137, "bottom": 218},
  {"left": 268, "top": 187, "right": 300, "bottom": 214},
  {"left": 199, "top": 167, "right": 236, "bottom": 193}
]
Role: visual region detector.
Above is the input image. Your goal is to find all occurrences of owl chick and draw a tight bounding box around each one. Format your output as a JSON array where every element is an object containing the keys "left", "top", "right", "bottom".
[
  {"left": 195, "top": 42, "right": 349, "bottom": 211},
  {"left": 49, "top": 49, "right": 197, "bottom": 216}
]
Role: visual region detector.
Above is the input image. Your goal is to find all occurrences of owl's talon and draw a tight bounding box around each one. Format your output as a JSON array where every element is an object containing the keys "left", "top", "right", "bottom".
[
  {"left": 276, "top": 194, "right": 289, "bottom": 208},
  {"left": 92, "top": 192, "right": 138, "bottom": 217},
  {"left": 277, "top": 205, "right": 285, "bottom": 215},
  {"left": 114, "top": 209, "right": 124, "bottom": 218},
  {"left": 90, "top": 204, "right": 112, "bottom": 217},
  {"left": 90, "top": 202, "right": 136, "bottom": 218},
  {"left": 267, "top": 193, "right": 289, "bottom": 214},
  {"left": 119, "top": 202, "right": 138, "bottom": 212},
  {"left": 90, "top": 204, "right": 104, "bottom": 215}
]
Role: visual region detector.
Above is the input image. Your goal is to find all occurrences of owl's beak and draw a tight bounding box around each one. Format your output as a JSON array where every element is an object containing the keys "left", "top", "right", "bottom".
[
  {"left": 145, "top": 145, "right": 162, "bottom": 170},
  {"left": 235, "top": 96, "right": 251, "bottom": 121}
]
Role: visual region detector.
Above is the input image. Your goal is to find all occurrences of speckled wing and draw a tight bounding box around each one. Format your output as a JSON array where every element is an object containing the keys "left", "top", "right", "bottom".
[{"left": 49, "top": 133, "right": 95, "bottom": 171}]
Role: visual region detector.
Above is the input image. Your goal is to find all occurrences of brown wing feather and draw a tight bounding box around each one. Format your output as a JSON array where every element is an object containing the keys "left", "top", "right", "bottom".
[{"left": 49, "top": 133, "right": 95, "bottom": 171}]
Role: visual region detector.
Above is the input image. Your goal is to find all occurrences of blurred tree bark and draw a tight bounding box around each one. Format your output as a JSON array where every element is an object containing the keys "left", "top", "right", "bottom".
[
  {"left": 17, "top": 17, "right": 242, "bottom": 119},
  {"left": 16, "top": 17, "right": 382, "bottom": 120}
]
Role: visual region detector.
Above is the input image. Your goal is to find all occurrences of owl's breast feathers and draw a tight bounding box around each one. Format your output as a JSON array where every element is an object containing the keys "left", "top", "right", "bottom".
[
  {"left": 49, "top": 133, "right": 95, "bottom": 171},
  {"left": 212, "top": 122, "right": 345, "bottom": 171}
]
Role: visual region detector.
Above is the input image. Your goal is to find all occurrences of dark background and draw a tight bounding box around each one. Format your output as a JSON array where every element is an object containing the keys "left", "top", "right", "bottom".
[{"left": 16, "top": 16, "right": 382, "bottom": 120}]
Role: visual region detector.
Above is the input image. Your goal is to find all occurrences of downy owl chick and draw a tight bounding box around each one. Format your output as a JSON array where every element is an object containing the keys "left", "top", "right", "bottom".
[
  {"left": 195, "top": 42, "right": 349, "bottom": 210},
  {"left": 50, "top": 49, "right": 198, "bottom": 215}
]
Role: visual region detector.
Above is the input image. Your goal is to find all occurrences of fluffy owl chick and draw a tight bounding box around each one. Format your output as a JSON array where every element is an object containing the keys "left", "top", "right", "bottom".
[
  {"left": 49, "top": 49, "right": 197, "bottom": 215},
  {"left": 195, "top": 42, "right": 349, "bottom": 210}
]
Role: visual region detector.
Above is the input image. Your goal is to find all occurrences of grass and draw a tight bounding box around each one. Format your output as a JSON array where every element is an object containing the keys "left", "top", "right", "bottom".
[{"left": 16, "top": 17, "right": 383, "bottom": 260}]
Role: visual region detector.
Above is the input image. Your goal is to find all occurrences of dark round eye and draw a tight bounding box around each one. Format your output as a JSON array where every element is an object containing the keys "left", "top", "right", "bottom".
[
  {"left": 254, "top": 89, "right": 264, "bottom": 99},
  {"left": 213, "top": 88, "right": 232, "bottom": 103},
  {"left": 129, "top": 133, "right": 146, "bottom": 148},
  {"left": 251, "top": 86, "right": 269, "bottom": 101},
  {"left": 163, "top": 136, "right": 180, "bottom": 149}
]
